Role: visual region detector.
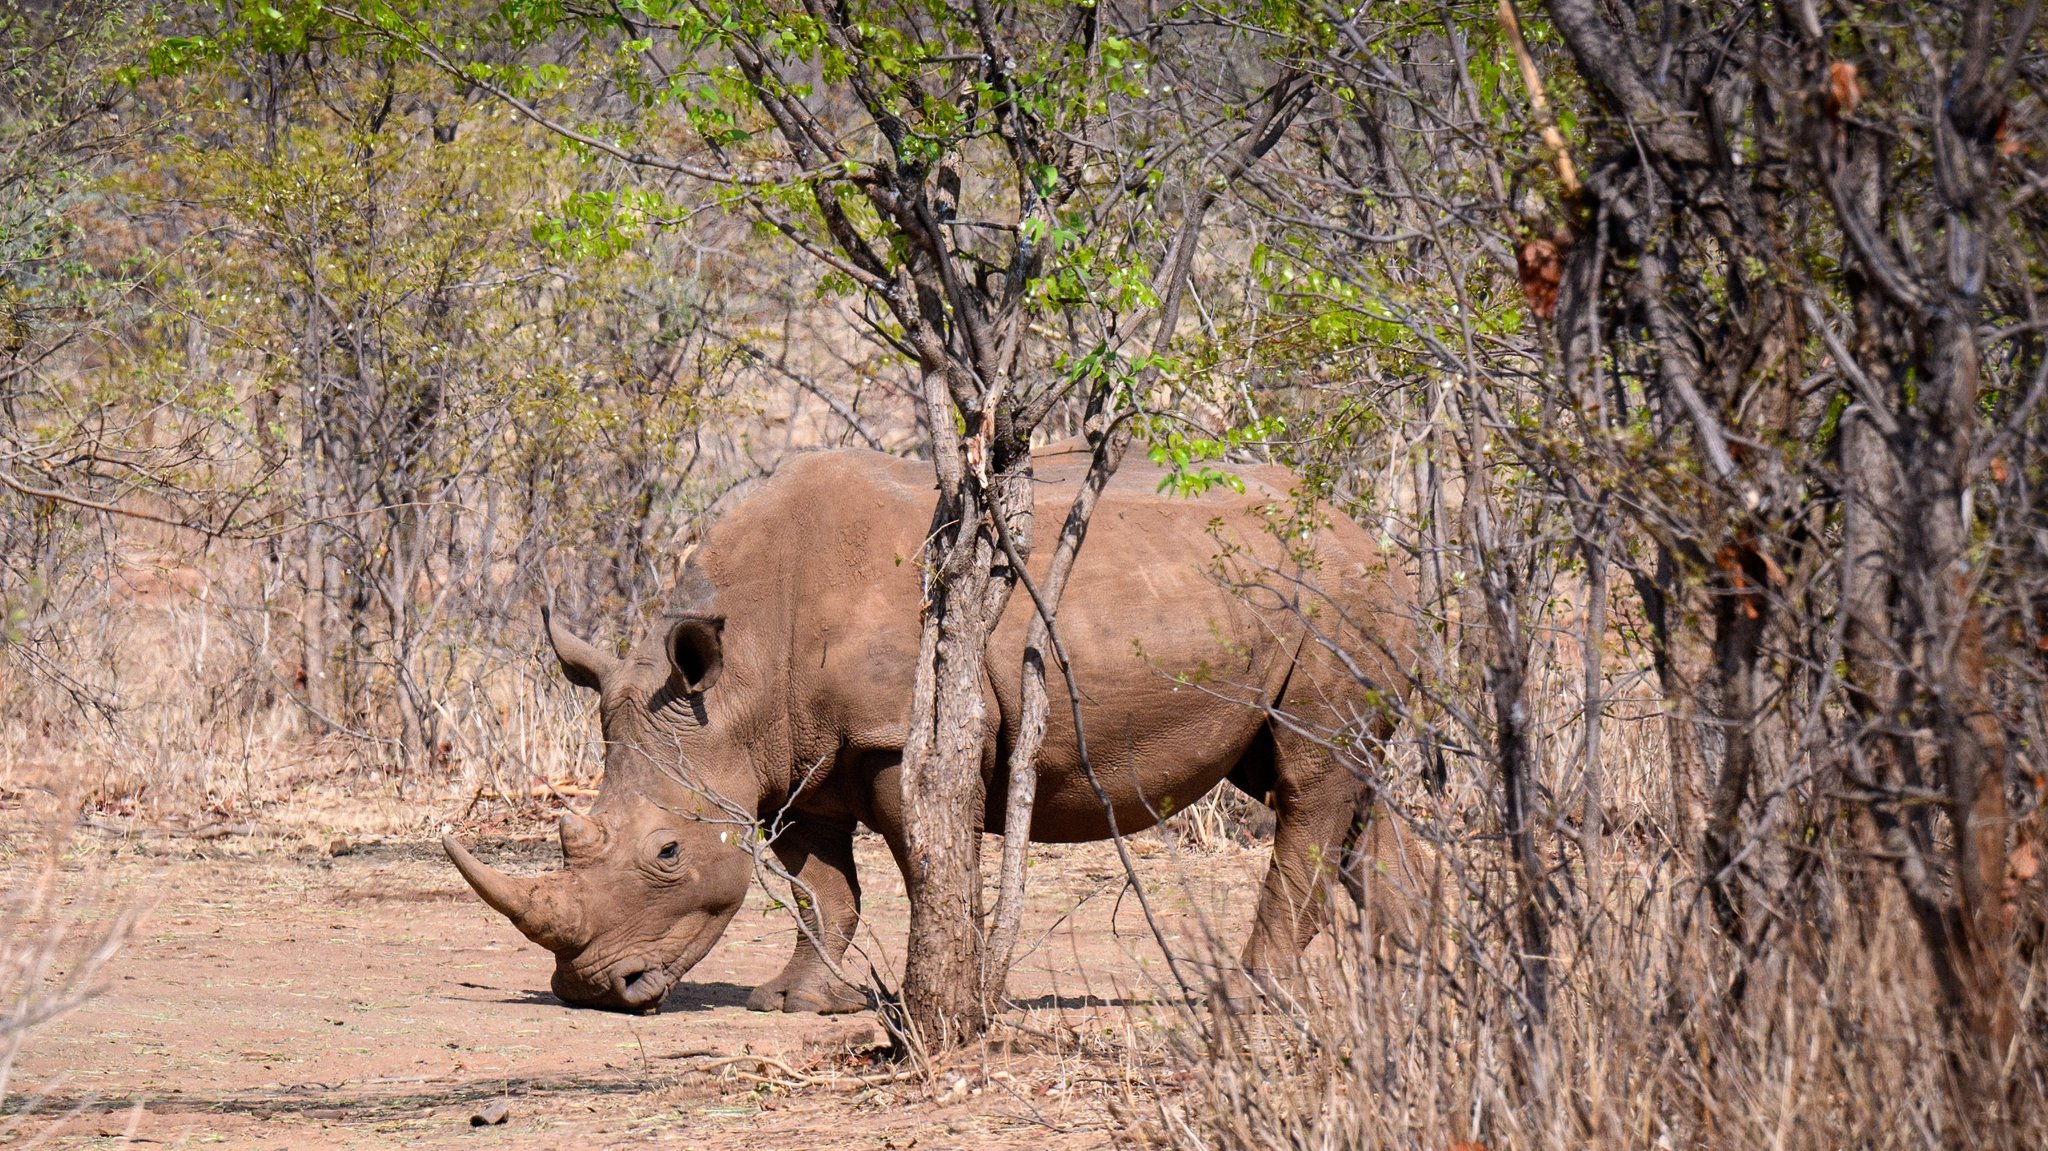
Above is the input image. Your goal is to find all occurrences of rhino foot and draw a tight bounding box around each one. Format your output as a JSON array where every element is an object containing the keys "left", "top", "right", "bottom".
[
  {"left": 1208, "top": 966, "right": 1304, "bottom": 1015},
  {"left": 746, "top": 978, "right": 868, "bottom": 1015}
]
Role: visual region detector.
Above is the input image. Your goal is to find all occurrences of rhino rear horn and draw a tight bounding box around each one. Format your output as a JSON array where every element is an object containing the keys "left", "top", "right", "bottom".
[
  {"left": 666, "top": 614, "right": 725, "bottom": 695},
  {"left": 543, "top": 604, "right": 615, "bottom": 692},
  {"left": 559, "top": 809, "right": 604, "bottom": 862}
]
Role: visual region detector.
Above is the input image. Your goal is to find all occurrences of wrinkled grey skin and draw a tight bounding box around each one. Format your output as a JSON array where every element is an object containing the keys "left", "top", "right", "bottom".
[{"left": 445, "top": 443, "right": 1421, "bottom": 1013}]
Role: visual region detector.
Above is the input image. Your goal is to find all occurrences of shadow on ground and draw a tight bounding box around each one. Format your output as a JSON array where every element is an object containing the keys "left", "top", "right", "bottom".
[
  {"left": 0, "top": 1071, "right": 666, "bottom": 1122},
  {"left": 476, "top": 980, "right": 754, "bottom": 1012}
]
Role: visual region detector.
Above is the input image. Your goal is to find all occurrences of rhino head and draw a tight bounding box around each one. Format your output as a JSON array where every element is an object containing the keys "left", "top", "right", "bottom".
[{"left": 443, "top": 604, "right": 761, "bottom": 1012}]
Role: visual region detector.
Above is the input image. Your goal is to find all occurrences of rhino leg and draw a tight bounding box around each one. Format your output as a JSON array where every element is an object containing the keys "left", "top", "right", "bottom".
[
  {"left": 1240, "top": 727, "right": 1371, "bottom": 985},
  {"left": 1339, "top": 788, "right": 1428, "bottom": 955},
  {"left": 748, "top": 816, "right": 868, "bottom": 1014}
]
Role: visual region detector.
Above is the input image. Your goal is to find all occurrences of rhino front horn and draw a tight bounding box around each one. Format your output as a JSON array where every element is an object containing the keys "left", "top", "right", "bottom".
[{"left": 443, "top": 835, "right": 583, "bottom": 951}]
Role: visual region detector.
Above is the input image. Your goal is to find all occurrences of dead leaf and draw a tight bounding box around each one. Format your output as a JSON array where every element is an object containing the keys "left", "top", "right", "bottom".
[
  {"left": 1714, "top": 540, "right": 1780, "bottom": 619},
  {"left": 2012, "top": 840, "right": 2039, "bottom": 884},
  {"left": 1826, "top": 61, "right": 1860, "bottom": 118},
  {"left": 1996, "top": 110, "right": 2021, "bottom": 157},
  {"left": 1516, "top": 230, "right": 1568, "bottom": 320}
]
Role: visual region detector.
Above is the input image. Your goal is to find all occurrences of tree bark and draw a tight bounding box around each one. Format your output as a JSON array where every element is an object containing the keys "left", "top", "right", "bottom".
[
  {"left": 897, "top": 355, "right": 1030, "bottom": 1044},
  {"left": 982, "top": 405, "right": 1131, "bottom": 1012},
  {"left": 1460, "top": 378, "right": 1551, "bottom": 1025},
  {"left": 1578, "top": 513, "right": 1609, "bottom": 916}
]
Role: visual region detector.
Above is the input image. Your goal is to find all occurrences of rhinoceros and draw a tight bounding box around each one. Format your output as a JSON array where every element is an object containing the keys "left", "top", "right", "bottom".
[{"left": 444, "top": 441, "right": 1418, "bottom": 1013}]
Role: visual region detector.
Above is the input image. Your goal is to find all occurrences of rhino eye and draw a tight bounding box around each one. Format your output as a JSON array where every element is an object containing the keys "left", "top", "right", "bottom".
[{"left": 657, "top": 842, "right": 680, "bottom": 862}]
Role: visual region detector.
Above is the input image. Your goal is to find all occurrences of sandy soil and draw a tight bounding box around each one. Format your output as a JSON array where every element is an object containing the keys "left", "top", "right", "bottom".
[{"left": 1, "top": 816, "right": 1263, "bottom": 1150}]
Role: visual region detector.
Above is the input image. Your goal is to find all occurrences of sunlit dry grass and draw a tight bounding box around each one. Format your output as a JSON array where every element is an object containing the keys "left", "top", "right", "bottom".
[
  {"left": 1142, "top": 674, "right": 2048, "bottom": 1151},
  {"left": 0, "top": 544, "right": 603, "bottom": 844},
  {"left": 0, "top": 803, "right": 140, "bottom": 1138}
]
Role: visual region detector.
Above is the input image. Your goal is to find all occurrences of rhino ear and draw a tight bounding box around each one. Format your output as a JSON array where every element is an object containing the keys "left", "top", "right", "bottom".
[
  {"left": 543, "top": 604, "right": 615, "bottom": 693},
  {"left": 666, "top": 614, "right": 725, "bottom": 695}
]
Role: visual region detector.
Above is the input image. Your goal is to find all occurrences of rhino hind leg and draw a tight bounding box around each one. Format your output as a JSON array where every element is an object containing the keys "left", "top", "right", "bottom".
[
  {"left": 1239, "top": 725, "right": 1373, "bottom": 984},
  {"left": 1339, "top": 788, "right": 1429, "bottom": 955},
  {"left": 748, "top": 817, "right": 868, "bottom": 1015}
]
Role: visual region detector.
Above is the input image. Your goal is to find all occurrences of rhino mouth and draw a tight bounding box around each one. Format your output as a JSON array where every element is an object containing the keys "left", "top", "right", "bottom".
[
  {"left": 617, "top": 966, "right": 674, "bottom": 1011},
  {"left": 566, "top": 908, "right": 739, "bottom": 1013},
  {"left": 554, "top": 957, "right": 679, "bottom": 1013}
]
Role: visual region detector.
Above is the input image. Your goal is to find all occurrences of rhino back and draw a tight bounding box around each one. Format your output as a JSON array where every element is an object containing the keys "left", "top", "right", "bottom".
[
  {"left": 688, "top": 445, "right": 1408, "bottom": 838},
  {"left": 999, "top": 444, "right": 1410, "bottom": 837}
]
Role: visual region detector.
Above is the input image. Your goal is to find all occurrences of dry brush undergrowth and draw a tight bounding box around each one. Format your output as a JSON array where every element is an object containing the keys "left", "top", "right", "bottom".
[
  {"left": 0, "top": 543, "right": 606, "bottom": 842},
  {"left": 1145, "top": 681, "right": 2048, "bottom": 1151},
  {"left": 3, "top": 514, "right": 2042, "bottom": 1151},
  {"left": 1158, "top": 850, "right": 2048, "bottom": 1151},
  {"left": 0, "top": 807, "right": 141, "bottom": 1136}
]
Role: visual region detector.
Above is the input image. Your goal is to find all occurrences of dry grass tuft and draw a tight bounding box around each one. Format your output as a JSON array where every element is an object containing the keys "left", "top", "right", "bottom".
[
  {"left": 1150, "top": 863, "right": 2048, "bottom": 1150},
  {"left": 0, "top": 809, "right": 139, "bottom": 1136},
  {"left": 1140, "top": 675, "right": 2048, "bottom": 1151},
  {"left": 0, "top": 546, "right": 604, "bottom": 840}
]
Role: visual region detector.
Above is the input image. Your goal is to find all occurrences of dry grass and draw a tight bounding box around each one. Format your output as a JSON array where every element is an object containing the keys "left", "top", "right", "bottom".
[
  {"left": 0, "top": 541, "right": 603, "bottom": 841},
  {"left": 1165, "top": 787, "right": 1276, "bottom": 852},
  {"left": 1138, "top": 677, "right": 2048, "bottom": 1151},
  {"left": 0, "top": 809, "right": 140, "bottom": 1139},
  {"left": 1146, "top": 862, "right": 2045, "bottom": 1150}
]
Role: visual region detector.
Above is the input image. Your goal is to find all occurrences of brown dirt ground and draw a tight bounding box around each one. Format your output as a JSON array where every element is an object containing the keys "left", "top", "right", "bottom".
[{"left": 1, "top": 804, "right": 1267, "bottom": 1150}]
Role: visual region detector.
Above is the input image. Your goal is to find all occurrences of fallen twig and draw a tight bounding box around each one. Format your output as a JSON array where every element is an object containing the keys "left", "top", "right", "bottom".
[
  {"left": 691, "top": 1054, "right": 920, "bottom": 1089},
  {"left": 79, "top": 816, "right": 261, "bottom": 840}
]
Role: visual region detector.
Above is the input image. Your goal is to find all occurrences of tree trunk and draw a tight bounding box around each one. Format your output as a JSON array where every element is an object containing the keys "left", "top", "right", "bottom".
[
  {"left": 1915, "top": 309, "right": 2015, "bottom": 1069},
  {"left": 298, "top": 293, "right": 331, "bottom": 730},
  {"left": 1460, "top": 380, "right": 1551, "bottom": 1027},
  {"left": 1702, "top": 539, "right": 1771, "bottom": 949},
  {"left": 1629, "top": 544, "right": 1713, "bottom": 873},
  {"left": 983, "top": 415, "right": 1131, "bottom": 1011},
  {"left": 897, "top": 386, "right": 1026, "bottom": 1046},
  {"left": 301, "top": 509, "right": 328, "bottom": 724},
  {"left": 1578, "top": 514, "right": 1609, "bottom": 916}
]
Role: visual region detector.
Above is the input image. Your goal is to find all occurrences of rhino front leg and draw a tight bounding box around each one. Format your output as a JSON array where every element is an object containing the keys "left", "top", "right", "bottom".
[{"left": 748, "top": 816, "right": 868, "bottom": 1014}]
